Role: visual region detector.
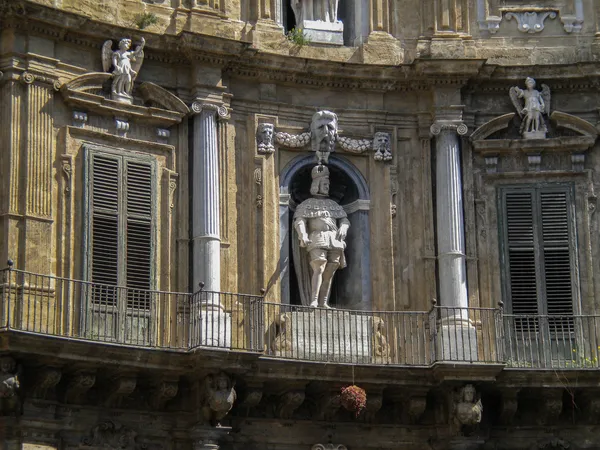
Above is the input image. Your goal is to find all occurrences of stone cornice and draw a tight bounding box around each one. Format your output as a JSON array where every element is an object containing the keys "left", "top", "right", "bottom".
[{"left": 10, "top": 1, "right": 600, "bottom": 93}]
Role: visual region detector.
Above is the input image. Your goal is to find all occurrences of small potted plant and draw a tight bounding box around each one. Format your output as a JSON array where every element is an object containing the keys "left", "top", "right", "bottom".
[{"left": 340, "top": 385, "right": 367, "bottom": 416}]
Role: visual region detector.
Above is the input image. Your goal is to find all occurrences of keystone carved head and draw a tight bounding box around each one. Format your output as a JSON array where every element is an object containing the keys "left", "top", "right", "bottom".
[{"left": 310, "top": 110, "right": 338, "bottom": 159}]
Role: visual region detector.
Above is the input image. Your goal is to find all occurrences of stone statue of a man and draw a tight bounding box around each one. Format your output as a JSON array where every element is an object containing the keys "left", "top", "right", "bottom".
[{"left": 293, "top": 164, "right": 349, "bottom": 308}]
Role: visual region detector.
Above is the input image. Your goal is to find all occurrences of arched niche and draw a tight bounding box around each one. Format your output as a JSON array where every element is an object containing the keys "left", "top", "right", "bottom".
[{"left": 279, "top": 154, "right": 371, "bottom": 310}]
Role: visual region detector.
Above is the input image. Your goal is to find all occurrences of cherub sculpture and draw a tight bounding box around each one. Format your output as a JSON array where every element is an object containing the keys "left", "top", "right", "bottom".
[
  {"left": 201, "top": 372, "right": 236, "bottom": 426},
  {"left": 257, "top": 123, "right": 275, "bottom": 154},
  {"left": 0, "top": 356, "right": 21, "bottom": 415},
  {"left": 509, "top": 77, "right": 551, "bottom": 139},
  {"left": 373, "top": 132, "right": 392, "bottom": 161},
  {"left": 102, "top": 37, "right": 146, "bottom": 103},
  {"left": 453, "top": 384, "right": 483, "bottom": 427}
]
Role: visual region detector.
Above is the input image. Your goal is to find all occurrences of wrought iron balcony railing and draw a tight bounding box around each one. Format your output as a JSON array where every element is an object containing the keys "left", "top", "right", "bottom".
[{"left": 1, "top": 268, "right": 599, "bottom": 369}]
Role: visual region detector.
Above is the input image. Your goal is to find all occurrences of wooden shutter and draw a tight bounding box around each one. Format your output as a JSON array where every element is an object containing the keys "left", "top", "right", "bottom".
[
  {"left": 88, "top": 150, "right": 155, "bottom": 297},
  {"left": 125, "top": 160, "right": 153, "bottom": 309},
  {"left": 504, "top": 190, "right": 538, "bottom": 316},
  {"left": 90, "top": 154, "right": 121, "bottom": 305},
  {"left": 502, "top": 185, "right": 576, "bottom": 325}
]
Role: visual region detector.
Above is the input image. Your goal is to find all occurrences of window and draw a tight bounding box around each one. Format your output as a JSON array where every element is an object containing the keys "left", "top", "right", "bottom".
[
  {"left": 84, "top": 146, "right": 156, "bottom": 343},
  {"left": 499, "top": 184, "right": 578, "bottom": 333}
]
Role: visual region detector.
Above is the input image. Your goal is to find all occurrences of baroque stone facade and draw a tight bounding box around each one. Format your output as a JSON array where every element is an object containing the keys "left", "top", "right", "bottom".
[{"left": 2, "top": 1, "right": 600, "bottom": 450}]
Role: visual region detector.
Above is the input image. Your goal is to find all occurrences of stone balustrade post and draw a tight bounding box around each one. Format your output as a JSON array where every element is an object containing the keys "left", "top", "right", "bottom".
[{"left": 430, "top": 120, "right": 477, "bottom": 361}]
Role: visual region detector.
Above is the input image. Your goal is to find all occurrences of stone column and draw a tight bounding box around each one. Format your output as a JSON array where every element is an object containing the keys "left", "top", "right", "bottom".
[
  {"left": 191, "top": 102, "right": 231, "bottom": 347},
  {"left": 191, "top": 102, "right": 228, "bottom": 294},
  {"left": 430, "top": 121, "right": 477, "bottom": 361}
]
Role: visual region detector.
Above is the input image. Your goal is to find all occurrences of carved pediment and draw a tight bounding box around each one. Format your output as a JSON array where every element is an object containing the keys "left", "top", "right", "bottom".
[
  {"left": 60, "top": 74, "right": 187, "bottom": 128},
  {"left": 471, "top": 111, "right": 597, "bottom": 155}
]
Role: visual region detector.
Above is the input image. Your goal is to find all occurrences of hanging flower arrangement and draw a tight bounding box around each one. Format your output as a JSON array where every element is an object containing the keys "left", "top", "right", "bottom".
[{"left": 340, "top": 385, "right": 367, "bottom": 416}]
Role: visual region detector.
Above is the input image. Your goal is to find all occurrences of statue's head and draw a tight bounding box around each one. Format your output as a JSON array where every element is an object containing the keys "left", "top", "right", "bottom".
[
  {"left": 525, "top": 77, "right": 536, "bottom": 89},
  {"left": 256, "top": 123, "right": 275, "bottom": 152},
  {"left": 0, "top": 356, "right": 15, "bottom": 373},
  {"left": 119, "top": 39, "right": 132, "bottom": 51},
  {"left": 310, "top": 164, "right": 330, "bottom": 197},
  {"left": 374, "top": 132, "right": 391, "bottom": 152},
  {"left": 216, "top": 372, "right": 230, "bottom": 390},
  {"left": 462, "top": 384, "right": 476, "bottom": 402},
  {"left": 310, "top": 111, "right": 338, "bottom": 153}
]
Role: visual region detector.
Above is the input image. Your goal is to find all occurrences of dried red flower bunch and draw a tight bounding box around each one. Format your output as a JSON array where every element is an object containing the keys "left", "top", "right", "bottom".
[{"left": 340, "top": 385, "right": 367, "bottom": 416}]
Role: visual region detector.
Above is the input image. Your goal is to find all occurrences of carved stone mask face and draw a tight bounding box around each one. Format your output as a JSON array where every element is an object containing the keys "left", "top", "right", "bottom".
[
  {"left": 375, "top": 133, "right": 390, "bottom": 148},
  {"left": 315, "top": 118, "right": 337, "bottom": 144},
  {"left": 463, "top": 387, "right": 475, "bottom": 402},
  {"left": 258, "top": 124, "right": 274, "bottom": 143}
]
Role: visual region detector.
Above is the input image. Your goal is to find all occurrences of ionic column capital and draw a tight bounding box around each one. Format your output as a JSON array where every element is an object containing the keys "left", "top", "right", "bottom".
[
  {"left": 191, "top": 101, "right": 230, "bottom": 120},
  {"left": 430, "top": 121, "right": 468, "bottom": 137}
]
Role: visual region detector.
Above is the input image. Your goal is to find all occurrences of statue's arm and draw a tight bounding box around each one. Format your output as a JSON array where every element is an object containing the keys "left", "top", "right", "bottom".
[
  {"left": 337, "top": 217, "right": 350, "bottom": 240},
  {"left": 294, "top": 217, "right": 311, "bottom": 247}
]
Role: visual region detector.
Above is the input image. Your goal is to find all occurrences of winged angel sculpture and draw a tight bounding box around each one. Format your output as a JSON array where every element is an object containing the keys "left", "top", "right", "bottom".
[
  {"left": 101, "top": 37, "right": 145, "bottom": 103},
  {"left": 509, "top": 77, "right": 551, "bottom": 139}
]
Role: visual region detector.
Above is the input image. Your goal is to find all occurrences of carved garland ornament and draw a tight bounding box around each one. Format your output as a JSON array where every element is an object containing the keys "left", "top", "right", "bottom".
[{"left": 256, "top": 111, "right": 393, "bottom": 162}]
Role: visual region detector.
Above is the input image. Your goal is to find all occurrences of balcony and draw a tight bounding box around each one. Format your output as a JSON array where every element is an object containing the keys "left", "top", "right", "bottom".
[{"left": 1, "top": 268, "right": 599, "bottom": 369}]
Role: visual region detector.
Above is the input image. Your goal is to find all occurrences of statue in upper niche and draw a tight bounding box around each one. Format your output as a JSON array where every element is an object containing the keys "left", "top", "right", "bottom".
[
  {"left": 509, "top": 77, "right": 551, "bottom": 139},
  {"left": 102, "top": 37, "right": 146, "bottom": 103},
  {"left": 293, "top": 164, "right": 350, "bottom": 308},
  {"left": 292, "top": 0, "right": 339, "bottom": 24}
]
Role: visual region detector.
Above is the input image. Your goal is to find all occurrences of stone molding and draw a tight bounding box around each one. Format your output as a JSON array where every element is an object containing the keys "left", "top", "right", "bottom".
[
  {"left": 477, "top": 0, "right": 584, "bottom": 34},
  {"left": 311, "top": 445, "right": 348, "bottom": 450}
]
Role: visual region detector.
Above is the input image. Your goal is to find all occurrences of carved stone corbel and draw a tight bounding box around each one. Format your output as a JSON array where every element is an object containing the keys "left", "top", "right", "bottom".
[
  {"left": 536, "top": 389, "right": 563, "bottom": 425},
  {"left": 0, "top": 356, "right": 21, "bottom": 416},
  {"left": 274, "top": 389, "right": 306, "bottom": 419},
  {"left": 362, "top": 388, "right": 383, "bottom": 422},
  {"left": 104, "top": 375, "right": 137, "bottom": 408},
  {"left": 391, "top": 388, "right": 428, "bottom": 424},
  {"left": 31, "top": 367, "right": 62, "bottom": 399},
  {"left": 498, "top": 388, "right": 519, "bottom": 425},
  {"left": 150, "top": 379, "right": 179, "bottom": 410},
  {"left": 200, "top": 372, "right": 236, "bottom": 426},
  {"left": 64, "top": 372, "right": 96, "bottom": 404},
  {"left": 237, "top": 381, "right": 263, "bottom": 411},
  {"left": 310, "top": 386, "right": 341, "bottom": 421}
]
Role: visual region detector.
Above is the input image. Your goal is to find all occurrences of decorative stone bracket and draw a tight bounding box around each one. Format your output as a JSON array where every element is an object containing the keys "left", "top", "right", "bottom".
[{"left": 477, "top": 0, "right": 584, "bottom": 34}]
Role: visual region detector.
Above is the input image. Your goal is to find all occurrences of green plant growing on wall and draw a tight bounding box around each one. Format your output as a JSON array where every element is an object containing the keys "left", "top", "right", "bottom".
[
  {"left": 286, "top": 28, "right": 311, "bottom": 47},
  {"left": 134, "top": 12, "right": 159, "bottom": 30}
]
